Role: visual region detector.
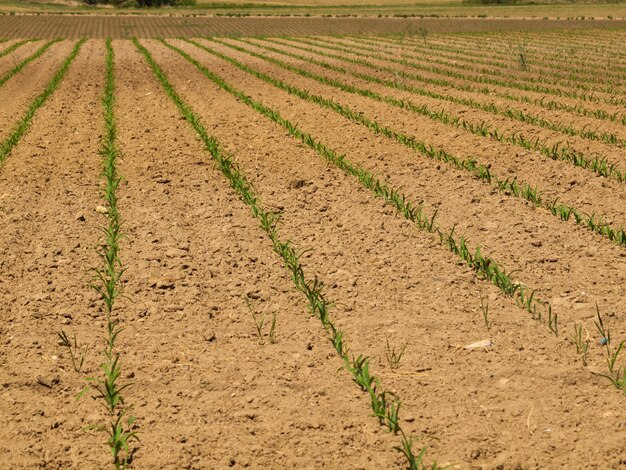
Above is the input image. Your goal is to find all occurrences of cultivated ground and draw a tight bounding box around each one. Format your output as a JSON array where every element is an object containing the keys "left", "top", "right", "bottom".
[
  {"left": 0, "top": 23, "right": 625, "bottom": 470},
  {"left": 1, "top": 0, "right": 625, "bottom": 18}
]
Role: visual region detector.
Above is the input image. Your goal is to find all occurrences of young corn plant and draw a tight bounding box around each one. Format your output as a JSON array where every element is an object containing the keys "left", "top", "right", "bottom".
[
  {"left": 83, "top": 38, "right": 138, "bottom": 469},
  {"left": 594, "top": 303, "right": 626, "bottom": 393},
  {"left": 206, "top": 38, "right": 626, "bottom": 249},
  {"left": 570, "top": 323, "right": 590, "bottom": 366},
  {"left": 57, "top": 330, "right": 88, "bottom": 373},
  {"left": 135, "top": 37, "right": 436, "bottom": 469},
  {"left": 170, "top": 38, "right": 558, "bottom": 338},
  {"left": 0, "top": 39, "right": 85, "bottom": 166},
  {"left": 385, "top": 337, "right": 407, "bottom": 371}
]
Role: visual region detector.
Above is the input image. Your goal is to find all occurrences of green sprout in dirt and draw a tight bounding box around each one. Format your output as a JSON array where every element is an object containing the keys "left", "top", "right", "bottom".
[
  {"left": 57, "top": 329, "right": 88, "bottom": 373},
  {"left": 385, "top": 336, "right": 407, "bottom": 371},
  {"left": 134, "top": 37, "right": 438, "bottom": 469},
  {"left": 570, "top": 323, "right": 590, "bottom": 366},
  {"left": 246, "top": 298, "right": 277, "bottom": 345},
  {"left": 594, "top": 303, "right": 626, "bottom": 393},
  {"left": 81, "top": 38, "right": 138, "bottom": 469}
]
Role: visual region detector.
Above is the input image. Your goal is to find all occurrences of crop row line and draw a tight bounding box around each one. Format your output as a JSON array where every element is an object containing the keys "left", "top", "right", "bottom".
[
  {"left": 343, "top": 36, "right": 625, "bottom": 96},
  {"left": 366, "top": 35, "right": 626, "bottom": 87},
  {"left": 381, "top": 33, "right": 626, "bottom": 80},
  {"left": 0, "top": 39, "right": 60, "bottom": 89},
  {"left": 0, "top": 39, "right": 84, "bottom": 166},
  {"left": 453, "top": 32, "right": 626, "bottom": 69},
  {"left": 316, "top": 37, "right": 626, "bottom": 149},
  {"left": 0, "top": 38, "right": 33, "bottom": 59},
  {"left": 244, "top": 38, "right": 626, "bottom": 183},
  {"left": 264, "top": 37, "right": 626, "bottom": 126},
  {"left": 403, "top": 33, "right": 626, "bottom": 75},
  {"left": 283, "top": 35, "right": 626, "bottom": 110},
  {"left": 268, "top": 37, "right": 625, "bottom": 126},
  {"left": 81, "top": 38, "right": 138, "bottom": 469},
  {"left": 195, "top": 38, "right": 626, "bottom": 250},
  {"left": 134, "top": 37, "right": 436, "bottom": 470},
  {"left": 165, "top": 38, "right": 558, "bottom": 338}
]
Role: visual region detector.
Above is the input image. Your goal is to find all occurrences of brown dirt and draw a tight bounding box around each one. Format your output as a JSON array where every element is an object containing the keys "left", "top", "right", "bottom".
[
  {"left": 0, "top": 39, "right": 46, "bottom": 77},
  {"left": 1, "top": 31, "right": 625, "bottom": 469},
  {"left": 0, "top": 40, "right": 75, "bottom": 143},
  {"left": 0, "top": 38, "right": 106, "bottom": 469},
  {"left": 223, "top": 36, "right": 626, "bottom": 227},
  {"left": 140, "top": 37, "right": 626, "bottom": 468}
]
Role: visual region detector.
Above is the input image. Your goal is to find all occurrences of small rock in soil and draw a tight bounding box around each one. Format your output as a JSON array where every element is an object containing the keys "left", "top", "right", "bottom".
[
  {"left": 464, "top": 339, "right": 493, "bottom": 350},
  {"left": 36, "top": 375, "right": 60, "bottom": 388}
]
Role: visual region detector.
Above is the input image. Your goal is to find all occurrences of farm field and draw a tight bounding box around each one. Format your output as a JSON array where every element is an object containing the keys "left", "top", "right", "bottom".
[
  {"left": 0, "top": 27, "right": 625, "bottom": 469},
  {"left": 1, "top": 0, "right": 626, "bottom": 19}
]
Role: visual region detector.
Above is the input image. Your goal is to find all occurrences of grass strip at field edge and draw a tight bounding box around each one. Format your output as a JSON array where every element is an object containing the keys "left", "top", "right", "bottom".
[
  {"left": 133, "top": 36, "right": 436, "bottom": 470},
  {"left": 0, "top": 39, "right": 85, "bottom": 165},
  {"left": 201, "top": 37, "right": 626, "bottom": 249},
  {"left": 0, "top": 39, "right": 61, "bottom": 89}
]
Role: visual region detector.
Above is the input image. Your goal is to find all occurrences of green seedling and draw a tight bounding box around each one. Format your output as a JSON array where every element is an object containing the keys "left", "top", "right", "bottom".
[
  {"left": 480, "top": 293, "right": 491, "bottom": 331},
  {"left": 570, "top": 323, "right": 590, "bottom": 366},
  {"left": 385, "top": 337, "right": 407, "bottom": 371},
  {"left": 136, "top": 36, "right": 437, "bottom": 468},
  {"left": 207, "top": 38, "right": 626, "bottom": 248},
  {"left": 594, "top": 303, "right": 626, "bottom": 392},
  {"left": 247, "top": 299, "right": 277, "bottom": 345},
  {"left": 57, "top": 329, "right": 88, "bottom": 373}
]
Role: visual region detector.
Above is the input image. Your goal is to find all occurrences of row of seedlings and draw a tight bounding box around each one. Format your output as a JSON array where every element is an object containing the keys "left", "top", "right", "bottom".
[
  {"left": 81, "top": 39, "right": 139, "bottom": 468},
  {"left": 194, "top": 38, "right": 626, "bottom": 248},
  {"left": 161, "top": 38, "right": 559, "bottom": 337},
  {"left": 405, "top": 32, "right": 626, "bottom": 76},
  {"left": 0, "top": 39, "right": 85, "bottom": 165},
  {"left": 348, "top": 35, "right": 625, "bottom": 95},
  {"left": 267, "top": 36, "right": 626, "bottom": 126},
  {"left": 291, "top": 36, "right": 626, "bottom": 107},
  {"left": 270, "top": 36, "right": 626, "bottom": 151},
  {"left": 363, "top": 34, "right": 626, "bottom": 87},
  {"left": 133, "top": 37, "right": 437, "bottom": 470},
  {"left": 0, "top": 39, "right": 61, "bottom": 88}
]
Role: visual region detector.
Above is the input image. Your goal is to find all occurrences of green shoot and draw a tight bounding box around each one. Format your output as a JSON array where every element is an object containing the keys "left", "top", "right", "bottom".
[
  {"left": 57, "top": 329, "right": 88, "bottom": 373},
  {"left": 385, "top": 337, "right": 407, "bottom": 371}
]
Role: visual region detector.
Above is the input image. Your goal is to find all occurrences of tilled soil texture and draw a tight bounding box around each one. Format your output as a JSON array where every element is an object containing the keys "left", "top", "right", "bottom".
[
  {"left": 0, "top": 31, "right": 625, "bottom": 470},
  {"left": 0, "top": 15, "right": 626, "bottom": 38}
]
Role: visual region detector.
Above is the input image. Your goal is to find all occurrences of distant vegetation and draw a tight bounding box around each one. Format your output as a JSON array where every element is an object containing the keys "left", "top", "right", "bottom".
[
  {"left": 462, "top": 0, "right": 621, "bottom": 3},
  {"left": 83, "top": 0, "right": 195, "bottom": 6}
]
